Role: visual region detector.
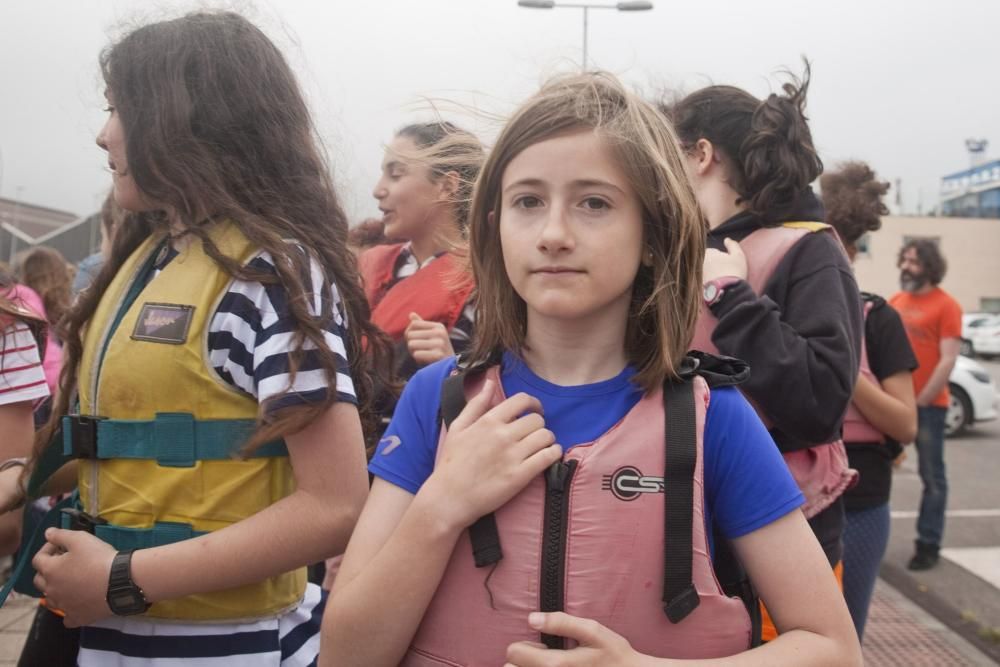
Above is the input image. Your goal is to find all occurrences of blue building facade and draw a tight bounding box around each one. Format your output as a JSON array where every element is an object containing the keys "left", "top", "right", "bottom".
[{"left": 941, "top": 159, "right": 1000, "bottom": 218}]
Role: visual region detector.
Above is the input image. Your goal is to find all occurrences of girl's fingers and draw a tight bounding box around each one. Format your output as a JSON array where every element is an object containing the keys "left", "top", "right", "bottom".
[
  {"left": 487, "top": 392, "right": 544, "bottom": 424},
  {"left": 514, "top": 444, "right": 562, "bottom": 484},
  {"left": 512, "top": 426, "right": 556, "bottom": 459},
  {"left": 450, "top": 378, "right": 496, "bottom": 430},
  {"left": 407, "top": 338, "right": 446, "bottom": 352},
  {"left": 505, "top": 412, "right": 547, "bottom": 442}
]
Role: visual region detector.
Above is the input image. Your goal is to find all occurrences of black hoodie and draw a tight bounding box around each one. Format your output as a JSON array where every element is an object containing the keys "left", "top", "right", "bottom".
[{"left": 705, "top": 190, "right": 863, "bottom": 454}]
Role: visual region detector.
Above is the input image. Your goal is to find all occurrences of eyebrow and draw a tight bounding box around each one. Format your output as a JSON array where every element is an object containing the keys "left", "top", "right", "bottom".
[
  {"left": 503, "top": 178, "right": 626, "bottom": 195},
  {"left": 382, "top": 160, "right": 405, "bottom": 172}
]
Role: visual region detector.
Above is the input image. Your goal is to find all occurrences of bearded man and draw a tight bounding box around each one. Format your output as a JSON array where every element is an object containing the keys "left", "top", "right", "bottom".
[{"left": 890, "top": 239, "right": 962, "bottom": 570}]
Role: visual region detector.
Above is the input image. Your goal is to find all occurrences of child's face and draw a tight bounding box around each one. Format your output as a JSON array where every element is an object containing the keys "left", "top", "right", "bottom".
[
  {"left": 372, "top": 135, "right": 445, "bottom": 242},
  {"left": 499, "top": 129, "right": 644, "bottom": 328},
  {"left": 96, "top": 92, "right": 150, "bottom": 213}
]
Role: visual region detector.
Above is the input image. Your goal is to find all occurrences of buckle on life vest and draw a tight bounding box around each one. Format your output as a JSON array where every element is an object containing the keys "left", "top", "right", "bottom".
[
  {"left": 60, "top": 508, "right": 107, "bottom": 534},
  {"left": 663, "top": 583, "right": 701, "bottom": 623},
  {"left": 62, "top": 415, "right": 106, "bottom": 459}
]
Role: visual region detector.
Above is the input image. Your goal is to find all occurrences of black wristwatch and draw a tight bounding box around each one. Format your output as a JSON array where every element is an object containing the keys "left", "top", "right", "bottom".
[{"left": 106, "top": 550, "right": 151, "bottom": 616}]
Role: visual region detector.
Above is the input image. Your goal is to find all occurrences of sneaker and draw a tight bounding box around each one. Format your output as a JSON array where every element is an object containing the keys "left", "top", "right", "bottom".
[{"left": 908, "top": 540, "right": 940, "bottom": 571}]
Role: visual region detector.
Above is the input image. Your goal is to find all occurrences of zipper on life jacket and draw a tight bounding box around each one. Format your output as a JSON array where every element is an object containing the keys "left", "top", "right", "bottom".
[{"left": 539, "top": 458, "right": 578, "bottom": 649}]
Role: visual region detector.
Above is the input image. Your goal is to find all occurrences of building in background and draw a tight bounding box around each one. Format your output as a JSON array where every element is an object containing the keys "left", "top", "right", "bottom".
[
  {"left": 0, "top": 197, "right": 99, "bottom": 264},
  {"left": 853, "top": 215, "right": 1000, "bottom": 314},
  {"left": 940, "top": 158, "right": 1000, "bottom": 218}
]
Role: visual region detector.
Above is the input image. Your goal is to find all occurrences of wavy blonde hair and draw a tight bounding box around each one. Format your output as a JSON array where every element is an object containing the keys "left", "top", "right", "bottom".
[{"left": 467, "top": 72, "right": 707, "bottom": 390}]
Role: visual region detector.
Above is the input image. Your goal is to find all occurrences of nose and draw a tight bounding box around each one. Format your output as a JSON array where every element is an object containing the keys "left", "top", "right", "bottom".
[
  {"left": 372, "top": 177, "right": 388, "bottom": 202},
  {"left": 536, "top": 203, "right": 574, "bottom": 254},
  {"left": 96, "top": 118, "right": 109, "bottom": 151}
]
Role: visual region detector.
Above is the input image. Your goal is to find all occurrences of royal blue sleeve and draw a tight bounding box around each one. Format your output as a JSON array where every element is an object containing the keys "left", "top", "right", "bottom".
[
  {"left": 367, "top": 357, "right": 458, "bottom": 494},
  {"left": 703, "top": 387, "right": 805, "bottom": 539}
]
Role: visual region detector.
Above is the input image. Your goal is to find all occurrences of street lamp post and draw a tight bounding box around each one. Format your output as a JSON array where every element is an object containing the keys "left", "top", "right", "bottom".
[{"left": 517, "top": 1, "right": 654, "bottom": 69}]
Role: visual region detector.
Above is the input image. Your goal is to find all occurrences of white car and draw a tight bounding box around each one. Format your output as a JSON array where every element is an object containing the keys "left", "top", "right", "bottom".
[
  {"left": 947, "top": 355, "right": 998, "bottom": 437},
  {"left": 967, "top": 316, "right": 1000, "bottom": 359}
]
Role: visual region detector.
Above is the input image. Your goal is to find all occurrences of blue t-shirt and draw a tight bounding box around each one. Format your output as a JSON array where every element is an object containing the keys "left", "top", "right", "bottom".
[{"left": 370, "top": 353, "right": 804, "bottom": 541}]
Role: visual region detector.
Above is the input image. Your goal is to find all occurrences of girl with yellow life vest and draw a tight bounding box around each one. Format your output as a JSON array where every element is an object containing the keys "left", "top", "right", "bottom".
[
  {"left": 320, "top": 73, "right": 861, "bottom": 666},
  {"left": 4, "top": 11, "right": 387, "bottom": 666},
  {"left": 666, "top": 64, "right": 864, "bottom": 641}
]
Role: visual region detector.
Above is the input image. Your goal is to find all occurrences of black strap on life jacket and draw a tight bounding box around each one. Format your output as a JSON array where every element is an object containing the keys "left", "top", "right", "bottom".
[
  {"left": 439, "top": 369, "right": 503, "bottom": 568},
  {"left": 661, "top": 373, "right": 700, "bottom": 623},
  {"left": 439, "top": 353, "right": 758, "bottom": 634}
]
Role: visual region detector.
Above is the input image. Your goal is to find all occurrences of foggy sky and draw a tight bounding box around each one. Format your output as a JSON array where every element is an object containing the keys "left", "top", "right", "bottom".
[{"left": 1, "top": 0, "right": 996, "bottom": 224}]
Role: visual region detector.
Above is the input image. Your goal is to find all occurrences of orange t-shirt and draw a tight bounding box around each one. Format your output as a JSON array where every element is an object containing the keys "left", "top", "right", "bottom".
[{"left": 889, "top": 287, "right": 962, "bottom": 407}]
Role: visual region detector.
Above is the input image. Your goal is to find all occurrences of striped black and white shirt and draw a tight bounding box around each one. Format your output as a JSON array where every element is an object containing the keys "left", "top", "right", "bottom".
[{"left": 78, "top": 245, "right": 352, "bottom": 667}]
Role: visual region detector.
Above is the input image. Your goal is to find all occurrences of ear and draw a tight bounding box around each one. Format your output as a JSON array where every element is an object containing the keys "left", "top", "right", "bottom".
[
  {"left": 437, "top": 170, "right": 461, "bottom": 200},
  {"left": 691, "top": 138, "right": 718, "bottom": 177},
  {"left": 487, "top": 210, "right": 496, "bottom": 226}
]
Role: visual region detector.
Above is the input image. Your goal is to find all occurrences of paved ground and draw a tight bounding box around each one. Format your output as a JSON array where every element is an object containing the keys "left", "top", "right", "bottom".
[{"left": 880, "top": 356, "right": 1000, "bottom": 663}]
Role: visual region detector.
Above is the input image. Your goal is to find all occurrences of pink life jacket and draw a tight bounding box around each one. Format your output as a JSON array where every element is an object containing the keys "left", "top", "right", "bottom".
[
  {"left": 402, "top": 365, "right": 753, "bottom": 666},
  {"left": 842, "top": 299, "right": 885, "bottom": 444},
  {"left": 691, "top": 223, "right": 857, "bottom": 519}
]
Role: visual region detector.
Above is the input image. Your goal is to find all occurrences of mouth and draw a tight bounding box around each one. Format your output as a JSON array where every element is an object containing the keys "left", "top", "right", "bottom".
[{"left": 532, "top": 267, "right": 585, "bottom": 275}]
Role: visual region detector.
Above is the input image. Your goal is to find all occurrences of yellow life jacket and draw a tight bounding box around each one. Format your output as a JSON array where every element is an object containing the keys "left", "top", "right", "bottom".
[{"left": 74, "top": 220, "right": 305, "bottom": 622}]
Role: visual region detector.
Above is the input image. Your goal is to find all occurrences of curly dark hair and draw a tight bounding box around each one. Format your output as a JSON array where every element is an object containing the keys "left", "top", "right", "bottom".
[
  {"left": 820, "top": 161, "right": 889, "bottom": 248},
  {"left": 898, "top": 238, "right": 947, "bottom": 286},
  {"left": 664, "top": 60, "right": 823, "bottom": 222}
]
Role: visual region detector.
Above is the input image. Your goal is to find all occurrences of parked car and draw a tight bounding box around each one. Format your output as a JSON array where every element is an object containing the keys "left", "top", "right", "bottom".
[
  {"left": 947, "top": 355, "right": 998, "bottom": 437},
  {"left": 968, "top": 317, "right": 1000, "bottom": 360}
]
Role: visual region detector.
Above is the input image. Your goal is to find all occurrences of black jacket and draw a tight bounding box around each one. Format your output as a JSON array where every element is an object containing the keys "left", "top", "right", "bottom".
[{"left": 706, "top": 190, "right": 863, "bottom": 453}]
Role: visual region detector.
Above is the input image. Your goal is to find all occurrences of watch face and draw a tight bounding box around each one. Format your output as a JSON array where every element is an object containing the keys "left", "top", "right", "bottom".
[
  {"left": 704, "top": 283, "right": 720, "bottom": 303},
  {"left": 108, "top": 587, "right": 148, "bottom": 615}
]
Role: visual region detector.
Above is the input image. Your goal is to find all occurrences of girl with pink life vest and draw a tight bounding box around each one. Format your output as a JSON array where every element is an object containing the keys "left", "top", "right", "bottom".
[
  {"left": 821, "top": 163, "right": 917, "bottom": 639},
  {"left": 361, "top": 122, "right": 485, "bottom": 382},
  {"left": 321, "top": 73, "right": 861, "bottom": 667},
  {"left": 666, "top": 65, "right": 864, "bottom": 640}
]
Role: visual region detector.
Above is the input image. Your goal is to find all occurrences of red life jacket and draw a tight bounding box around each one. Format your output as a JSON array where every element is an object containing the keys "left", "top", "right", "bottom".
[
  {"left": 358, "top": 243, "right": 473, "bottom": 342},
  {"left": 842, "top": 299, "right": 885, "bottom": 444},
  {"left": 691, "top": 223, "right": 857, "bottom": 519},
  {"left": 402, "top": 365, "right": 753, "bottom": 666}
]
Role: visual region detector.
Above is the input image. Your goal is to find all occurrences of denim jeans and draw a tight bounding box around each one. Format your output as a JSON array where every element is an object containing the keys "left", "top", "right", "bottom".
[{"left": 915, "top": 406, "right": 948, "bottom": 547}]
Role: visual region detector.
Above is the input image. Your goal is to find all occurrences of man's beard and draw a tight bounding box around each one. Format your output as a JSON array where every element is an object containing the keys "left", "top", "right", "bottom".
[{"left": 900, "top": 270, "right": 928, "bottom": 292}]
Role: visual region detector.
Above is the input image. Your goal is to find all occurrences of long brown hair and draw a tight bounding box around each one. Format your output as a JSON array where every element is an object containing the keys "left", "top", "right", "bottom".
[
  {"left": 42, "top": 11, "right": 391, "bottom": 456},
  {"left": 467, "top": 73, "right": 706, "bottom": 390},
  {"left": 666, "top": 62, "right": 823, "bottom": 221},
  {"left": 13, "top": 247, "right": 73, "bottom": 339}
]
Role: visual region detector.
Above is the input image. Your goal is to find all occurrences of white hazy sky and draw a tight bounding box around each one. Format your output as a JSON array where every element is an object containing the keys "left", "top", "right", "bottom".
[{"left": 1, "top": 0, "right": 996, "bottom": 223}]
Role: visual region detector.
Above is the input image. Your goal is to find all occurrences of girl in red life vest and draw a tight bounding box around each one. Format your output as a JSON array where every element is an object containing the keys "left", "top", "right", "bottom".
[
  {"left": 362, "top": 122, "right": 485, "bottom": 380},
  {"left": 666, "top": 64, "right": 864, "bottom": 641},
  {"left": 321, "top": 73, "right": 861, "bottom": 667},
  {"left": 821, "top": 163, "right": 917, "bottom": 639}
]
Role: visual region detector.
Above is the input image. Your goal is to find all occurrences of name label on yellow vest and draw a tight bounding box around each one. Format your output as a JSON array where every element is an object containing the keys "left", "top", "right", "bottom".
[{"left": 131, "top": 303, "right": 195, "bottom": 344}]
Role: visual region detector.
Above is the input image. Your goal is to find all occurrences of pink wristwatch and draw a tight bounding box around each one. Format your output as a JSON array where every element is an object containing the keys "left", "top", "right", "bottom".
[{"left": 703, "top": 276, "right": 742, "bottom": 307}]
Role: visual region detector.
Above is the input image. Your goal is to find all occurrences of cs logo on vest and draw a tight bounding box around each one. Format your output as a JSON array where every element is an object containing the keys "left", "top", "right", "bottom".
[{"left": 602, "top": 466, "right": 666, "bottom": 501}]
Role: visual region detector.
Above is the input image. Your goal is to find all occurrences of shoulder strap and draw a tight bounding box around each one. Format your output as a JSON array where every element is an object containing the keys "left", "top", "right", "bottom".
[
  {"left": 439, "top": 370, "right": 503, "bottom": 568},
  {"left": 661, "top": 377, "right": 701, "bottom": 623},
  {"left": 780, "top": 221, "right": 831, "bottom": 233}
]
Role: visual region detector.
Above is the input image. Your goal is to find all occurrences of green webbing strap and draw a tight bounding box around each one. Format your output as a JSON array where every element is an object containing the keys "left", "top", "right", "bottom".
[
  {"left": 55, "top": 514, "right": 208, "bottom": 551},
  {"left": 61, "top": 414, "right": 287, "bottom": 467},
  {"left": 26, "top": 427, "right": 73, "bottom": 498},
  {"left": 0, "top": 495, "right": 76, "bottom": 605}
]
